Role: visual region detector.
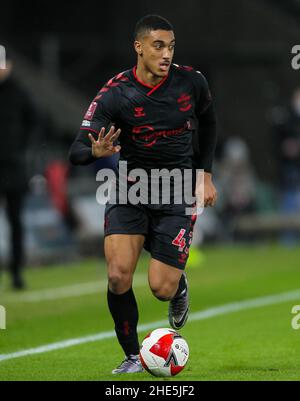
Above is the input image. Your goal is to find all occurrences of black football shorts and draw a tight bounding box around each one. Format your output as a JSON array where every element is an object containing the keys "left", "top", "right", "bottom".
[{"left": 104, "top": 202, "right": 197, "bottom": 270}]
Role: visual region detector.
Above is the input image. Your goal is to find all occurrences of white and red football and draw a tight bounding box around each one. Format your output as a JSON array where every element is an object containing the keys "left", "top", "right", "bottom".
[{"left": 139, "top": 328, "right": 189, "bottom": 377}]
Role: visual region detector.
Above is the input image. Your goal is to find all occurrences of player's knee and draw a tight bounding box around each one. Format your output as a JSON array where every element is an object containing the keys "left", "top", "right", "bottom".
[{"left": 107, "top": 263, "right": 133, "bottom": 294}]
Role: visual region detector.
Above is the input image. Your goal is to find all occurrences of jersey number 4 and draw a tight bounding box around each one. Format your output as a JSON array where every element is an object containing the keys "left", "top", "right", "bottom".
[{"left": 172, "top": 229, "right": 186, "bottom": 252}]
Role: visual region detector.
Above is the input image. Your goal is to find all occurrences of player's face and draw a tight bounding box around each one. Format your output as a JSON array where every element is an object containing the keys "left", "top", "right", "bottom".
[{"left": 137, "top": 30, "right": 175, "bottom": 77}]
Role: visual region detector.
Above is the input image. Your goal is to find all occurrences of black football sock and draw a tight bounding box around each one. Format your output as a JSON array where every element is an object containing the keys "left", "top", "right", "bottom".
[
  {"left": 107, "top": 287, "right": 140, "bottom": 357},
  {"left": 174, "top": 273, "right": 187, "bottom": 298}
]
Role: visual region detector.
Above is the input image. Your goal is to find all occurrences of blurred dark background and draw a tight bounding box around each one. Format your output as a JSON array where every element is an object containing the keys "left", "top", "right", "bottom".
[
  {"left": 1, "top": 0, "right": 299, "bottom": 175},
  {"left": 1, "top": 0, "right": 300, "bottom": 277}
]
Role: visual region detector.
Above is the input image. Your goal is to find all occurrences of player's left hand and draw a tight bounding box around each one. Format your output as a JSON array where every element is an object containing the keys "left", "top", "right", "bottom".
[
  {"left": 203, "top": 172, "right": 217, "bottom": 207},
  {"left": 196, "top": 172, "right": 217, "bottom": 208}
]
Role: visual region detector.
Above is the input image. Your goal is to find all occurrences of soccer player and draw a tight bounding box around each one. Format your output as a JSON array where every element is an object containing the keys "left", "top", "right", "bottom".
[{"left": 69, "top": 15, "right": 217, "bottom": 374}]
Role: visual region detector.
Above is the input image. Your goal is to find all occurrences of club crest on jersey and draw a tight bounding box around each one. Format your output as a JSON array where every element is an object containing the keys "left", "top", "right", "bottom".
[
  {"left": 177, "top": 94, "right": 192, "bottom": 112},
  {"left": 134, "top": 107, "right": 146, "bottom": 118}
]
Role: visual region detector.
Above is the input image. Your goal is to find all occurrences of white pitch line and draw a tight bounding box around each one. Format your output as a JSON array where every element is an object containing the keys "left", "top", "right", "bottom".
[
  {"left": 0, "top": 288, "right": 299, "bottom": 363},
  {"left": 1, "top": 275, "right": 148, "bottom": 303}
]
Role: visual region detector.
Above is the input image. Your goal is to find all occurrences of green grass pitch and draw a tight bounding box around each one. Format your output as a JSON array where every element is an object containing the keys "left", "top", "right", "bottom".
[{"left": 0, "top": 245, "right": 300, "bottom": 381}]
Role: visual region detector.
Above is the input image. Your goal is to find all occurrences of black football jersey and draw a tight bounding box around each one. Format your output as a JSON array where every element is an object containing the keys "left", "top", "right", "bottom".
[{"left": 70, "top": 64, "right": 217, "bottom": 173}]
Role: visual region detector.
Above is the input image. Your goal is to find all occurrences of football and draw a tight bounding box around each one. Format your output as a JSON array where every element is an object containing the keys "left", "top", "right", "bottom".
[{"left": 139, "top": 328, "right": 189, "bottom": 377}]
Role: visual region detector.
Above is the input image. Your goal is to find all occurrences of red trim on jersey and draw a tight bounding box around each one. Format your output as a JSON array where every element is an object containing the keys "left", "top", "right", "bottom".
[
  {"left": 133, "top": 66, "right": 154, "bottom": 89},
  {"left": 133, "top": 66, "right": 169, "bottom": 96},
  {"left": 147, "top": 75, "right": 168, "bottom": 96}
]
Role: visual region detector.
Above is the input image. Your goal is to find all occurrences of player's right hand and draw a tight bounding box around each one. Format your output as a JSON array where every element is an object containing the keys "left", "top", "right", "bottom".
[{"left": 88, "top": 126, "right": 121, "bottom": 158}]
